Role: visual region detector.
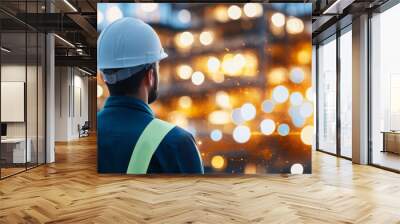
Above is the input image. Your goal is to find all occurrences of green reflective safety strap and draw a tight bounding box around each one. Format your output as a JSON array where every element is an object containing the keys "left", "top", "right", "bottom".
[{"left": 126, "top": 118, "right": 175, "bottom": 174}]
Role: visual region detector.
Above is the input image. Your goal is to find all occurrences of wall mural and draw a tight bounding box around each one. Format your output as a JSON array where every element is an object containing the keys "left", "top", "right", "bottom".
[{"left": 97, "top": 3, "right": 312, "bottom": 174}]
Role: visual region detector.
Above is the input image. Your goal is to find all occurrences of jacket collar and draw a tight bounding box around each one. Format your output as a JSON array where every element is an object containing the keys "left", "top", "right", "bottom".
[{"left": 104, "top": 96, "right": 154, "bottom": 117}]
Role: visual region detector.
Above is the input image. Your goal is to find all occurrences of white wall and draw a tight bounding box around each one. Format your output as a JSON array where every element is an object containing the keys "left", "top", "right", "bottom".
[{"left": 54, "top": 67, "right": 89, "bottom": 141}]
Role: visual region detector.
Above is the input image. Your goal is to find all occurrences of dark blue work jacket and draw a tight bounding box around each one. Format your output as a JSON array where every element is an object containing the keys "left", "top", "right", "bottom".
[{"left": 97, "top": 96, "right": 204, "bottom": 174}]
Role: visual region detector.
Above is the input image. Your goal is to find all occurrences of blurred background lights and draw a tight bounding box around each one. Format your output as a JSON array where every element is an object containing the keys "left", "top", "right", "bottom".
[
  {"left": 277, "top": 123, "right": 290, "bottom": 136},
  {"left": 260, "top": 119, "right": 275, "bottom": 135},
  {"left": 200, "top": 31, "right": 214, "bottom": 46},
  {"left": 231, "top": 108, "right": 245, "bottom": 125},
  {"left": 211, "top": 155, "right": 225, "bottom": 169},
  {"left": 244, "top": 163, "right": 257, "bottom": 174},
  {"left": 97, "top": 11, "right": 104, "bottom": 25},
  {"left": 168, "top": 111, "right": 188, "bottom": 129},
  {"left": 306, "top": 87, "right": 313, "bottom": 101},
  {"left": 227, "top": 5, "right": 242, "bottom": 20},
  {"left": 262, "top": 100, "right": 275, "bottom": 113},
  {"left": 210, "top": 129, "right": 223, "bottom": 142},
  {"left": 177, "top": 64, "right": 192, "bottom": 80},
  {"left": 176, "top": 31, "right": 194, "bottom": 48},
  {"left": 269, "top": 67, "right": 287, "bottom": 85},
  {"left": 191, "top": 71, "right": 205, "bottom": 85},
  {"left": 97, "top": 85, "right": 104, "bottom": 98},
  {"left": 178, "top": 96, "right": 192, "bottom": 109},
  {"left": 233, "top": 125, "right": 251, "bottom": 143},
  {"left": 301, "top": 125, "right": 314, "bottom": 145},
  {"left": 243, "top": 3, "right": 263, "bottom": 18},
  {"left": 208, "top": 110, "right": 231, "bottom": 125},
  {"left": 241, "top": 103, "right": 256, "bottom": 121},
  {"left": 207, "top": 56, "right": 220, "bottom": 73},
  {"left": 216, "top": 91, "right": 231, "bottom": 109},
  {"left": 214, "top": 5, "right": 229, "bottom": 22},
  {"left": 139, "top": 3, "right": 158, "bottom": 13},
  {"left": 290, "top": 67, "right": 305, "bottom": 83},
  {"left": 177, "top": 9, "right": 191, "bottom": 23},
  {"left": 272, "top": 85, "right": 289, "bottom": 103},
  {"left": 106, "top": 6, "right": 123, "bottom": 23},
  {"left": 290, "top": 92, "right": 303, "bottom": 106},
  {"left": 290, "top": 163, "right": 304, "bottom": 174},
  {"left": 299, "top": 101, "right": 313, "bottom": 118},
  {"left": 271, "top": 12, "right": 285, "bottom": 28},
  {"left": 286, "top": 16, "right": 304, "bottom": 34},
  {"left": 233, "top": 53, "right": 246, "bottom": 69},
  {"left": 292, "top": 115, "right": 305, "bottom": 128}
]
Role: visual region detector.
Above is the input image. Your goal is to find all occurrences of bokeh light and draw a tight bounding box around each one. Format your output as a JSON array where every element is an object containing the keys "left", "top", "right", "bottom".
[
  {"left": 207, "top": 56, "right": 220, "bottom": 73},
  {"left": 301, "top": 125, "right": 314, "bottom": 145},
  {"left": 200, "top": 31, "right": 214, "bottom": 46},
  {"left": 290, "top": 163, "right": 304, "bottom": 174},
  {"left": 277, "top": 123, "right": 290, "bottom": 136},
  {"left": 241, "top": 103, "right": 256, "bottom": 121},
  {"left": 176, "top": 31, "right": 194, "bottom": 48},
  {"left": 286, "top": 17, "right": 304, "bottom": 34},
  {"left": 208, "top": 110, "right": 231, "bottom": 125},
  {"left": 233, "top": 125, "right": 251, "bottom": 143},
  {"left": 178, "top": 9, "right": 191, "bottom": 23},
  {"left": 216, "top": 91, "right": 231, "bottom": 109},
  {"left": 139, "top": 3, "right": 159, "bottom": 13},
  {"left": 262, "top": 100, "right": 275, "bottom": 113},
  {"left": 231, "top": 108, "right": 245, "bottom": 125},
  {"left": 214, "top": 5, "right": 229, "bottom": 22},
  {"left": 97, "top": 11, "right": 104, "bottom": 25},
  {"left": 269, "top": 67, "right": 287, "bottom": 84},
  {"left": 243, "top": 3, "right": 263, "bottom": 18},
  {"left": 290, "top": 67, "right": 305, "bottom": 84},
  {"left": 272, "top": 85, "right": 289, "bottom": 103},
  {"left": 271, "top": 12, "right": 285, "bottom": 28},
  {"left": 97, "top": 85, "right": 104, "bottom": 98},
  {"left": 106, "top": 6, "right": 123, "bottom": 23},
  {"left": 210, "top": 129, "right": 223, "bottom": 142},
  {"left": 299, "top": 101, "right": 313, "bottom": 118},
  {"left": 178, "top": 96, "right": 192, "bottom": 109},
  {"left": 191, "top": 71, "right": 205, "bottom": 85},
  {"left": 211, "top": 155, "right": 225, "bottom": 169},
  {"left": 177, "top": 64, "right": 193, "bottom": 80},
  {"left": 306, "top": 87, "right": 313, "bottom": 101},
  {"left": 168, "top": 111, "right": 188, "bottom": 129},
  {"left": 260, "top": 119, "right": 275, "bottom": 135},
  {"left": 290, "top": 92, "right": 303, "bottom": 106},
  {"left": 227, "top": 5, "right": 242, "bottom": 20}
]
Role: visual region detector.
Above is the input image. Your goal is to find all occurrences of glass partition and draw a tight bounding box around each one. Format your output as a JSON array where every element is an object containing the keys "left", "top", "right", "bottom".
[{"left": 317, "top": 37, "right": 337, "bottom": 154}]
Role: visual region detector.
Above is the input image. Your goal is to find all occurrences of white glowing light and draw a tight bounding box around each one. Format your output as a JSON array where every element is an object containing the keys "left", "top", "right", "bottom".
[
  {"left": 233, "top": 125, "right": 251, "bottom": 143},
  {"left": 301, "top": 125, "right": 314, "bottom": 145},
  {"left": 290, "top": 163, "right": 304, "bottom": 174},
  {"left": 140, "top": 3, "right": 158, "bottom": 13},
  {"left": 191, "top": 71, "right": 205, "bottom": 85},
  {"left": 97, "top": 11, "right": 104, "bottom": 25},
  {"left": 271, "top": 12, "right": 285, "bottom": 28},
  {"left": 262, "top": 100, "right": 275, "bottom": 113},
  {"left": 243, "top": 3, "right": 263, "bottom": 18},
  {"left": 208, "top": 110, "right": 231, "bottom": 125},
  {"left": 216, "top": 91, "right": 231, "bottom": 109},
  {"left": 106, "top": 6, "right": 123, "bottom": 23},
  {"left": 272, "top": 85, "right": 289, "bottom": 103},
  {"left": 299, "top": 101, "right": 313, "bottom": 118},
  {"left": 227, "top": 5, "right": 242, "bottom": 20},
  {"left": 177, "top": 64, "right": 193, "bottom": 80},
  {"left": 178, "top": 96, "right": 192, "bottom": 109},
  {"left": 210, "top": 129, "right": 223, "bottom": 142},
  {"left": 290, "top": 67, "right": 305, "bottom": 84},
  {"left": 306, "top": 87, "right": 313, "bottom": 101},
  {"left": 286, "top": 17, "right": 304, "bottom": 34},
  {"left": 233, "top": 54, "right": 246, "bottom": 69},
  {"left": 97, "top": 85, "right": 104, "bottom": 98},
  {"left": 176, "top": 31, "right": 194, "bottom": 48},
  {"left": 241, "top": 103, "right": 256, "bottom": 121},
  {"left": 277, "top": 123, "right": 290, "bottom": 136},
  {"left": 207, "top": 56, "right": 220, "bottom": 73},
  {"left": 260, "top": 119, "right": 275, "bottom": 135},
  {"left": 200, "top": 31, "right": 214, "bottom": 46},
  {"left": 231, "top": 108, "right": 245, "bottom": 125},
  {"left": 290, "top": 92, "right": 303, "bottom": 106},
  {"left": 178, "top": 9, "right": 191, "bottom": 23}
]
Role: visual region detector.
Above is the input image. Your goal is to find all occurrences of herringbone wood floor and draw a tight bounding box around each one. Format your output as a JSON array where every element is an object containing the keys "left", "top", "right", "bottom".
[{"left": 1, "top": 136, "right": 400, "bottom": 224}]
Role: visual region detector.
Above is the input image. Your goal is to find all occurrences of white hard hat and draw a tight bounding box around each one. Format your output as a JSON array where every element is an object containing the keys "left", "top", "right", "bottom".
[{"left": 97, "top": 17, "right": 168, "bottom": 70}]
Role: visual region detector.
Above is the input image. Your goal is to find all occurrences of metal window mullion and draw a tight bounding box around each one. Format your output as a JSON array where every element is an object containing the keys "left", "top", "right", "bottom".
[{"left": 336, "top": 29, "right": 341, "bottom": 157}]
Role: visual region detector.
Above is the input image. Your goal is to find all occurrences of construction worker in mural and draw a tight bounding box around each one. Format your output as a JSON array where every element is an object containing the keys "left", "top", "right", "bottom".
[{"left": 97, "top": 18, "right": 204, "bottom": 174}]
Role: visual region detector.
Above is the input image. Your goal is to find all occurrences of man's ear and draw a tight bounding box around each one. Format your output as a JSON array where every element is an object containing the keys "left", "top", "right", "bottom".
[{"left": 145, "top": 68, "right": 154, "bottom": 86}]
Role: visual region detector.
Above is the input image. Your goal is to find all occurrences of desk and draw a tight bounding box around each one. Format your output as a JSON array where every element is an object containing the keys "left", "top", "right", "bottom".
[
  {"left": 381, "top": 131, "right": 400, "bottom": 154},
  {"left": 1, "top": 138, "right": 31, "bottom": 163}
]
